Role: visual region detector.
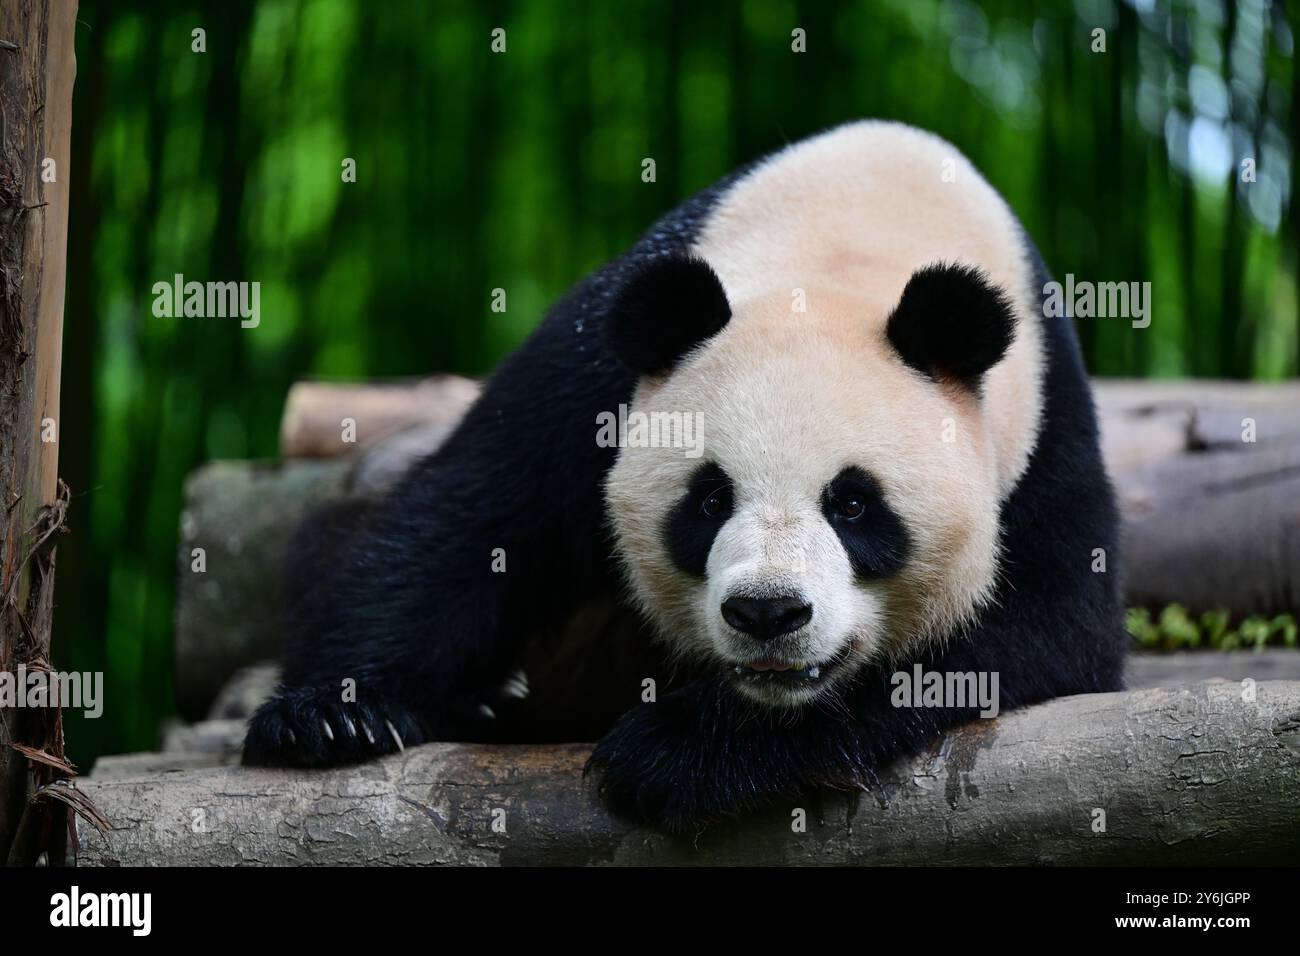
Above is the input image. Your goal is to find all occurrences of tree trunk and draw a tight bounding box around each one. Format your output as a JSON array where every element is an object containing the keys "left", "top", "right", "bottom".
[
  {"left": 0, "top": 0, "right": 78, "bottom": 867},
  {"left": 74, "top": 681, "right": 1300, "bottom": 866}
]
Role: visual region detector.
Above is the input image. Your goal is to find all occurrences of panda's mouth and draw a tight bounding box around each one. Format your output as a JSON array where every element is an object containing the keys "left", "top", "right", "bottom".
[{"left": 728, "top": 646, "right": 849, "bottom": 688}]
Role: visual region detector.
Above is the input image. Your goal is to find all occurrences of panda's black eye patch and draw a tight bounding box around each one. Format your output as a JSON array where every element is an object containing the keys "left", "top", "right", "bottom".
[
  {"left": 665, "top": 462, "right": 733, "bottom": 577},
  {"left": 821, "top": 467, "right": 910, "bottom": 578}
]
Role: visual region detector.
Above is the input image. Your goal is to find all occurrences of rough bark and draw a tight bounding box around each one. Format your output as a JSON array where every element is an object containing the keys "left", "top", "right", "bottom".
[
  {"left": 171, "top": 377, "right": 1300, "bottom": 719},
  {"left": 0, "top": 0, "right": 77, "bottom": 867},
  {"left": 74, "top": 680, "right": 1300, "bottom": 866}
]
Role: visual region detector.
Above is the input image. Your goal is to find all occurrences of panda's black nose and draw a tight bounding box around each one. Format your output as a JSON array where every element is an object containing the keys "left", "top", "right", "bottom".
[{"left": 721, "top": 595, "right": 813, "bottom": 640}]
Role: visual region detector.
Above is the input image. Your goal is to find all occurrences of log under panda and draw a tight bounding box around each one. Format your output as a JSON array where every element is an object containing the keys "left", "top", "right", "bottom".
[{"left": 244, "top": 120, "right": 1126, "bottom": 832}]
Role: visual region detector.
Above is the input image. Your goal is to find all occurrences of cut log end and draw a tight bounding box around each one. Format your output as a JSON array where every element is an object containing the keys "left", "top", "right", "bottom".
[{"left": 278, "top": 376, "right": 479, "bottom": 459}]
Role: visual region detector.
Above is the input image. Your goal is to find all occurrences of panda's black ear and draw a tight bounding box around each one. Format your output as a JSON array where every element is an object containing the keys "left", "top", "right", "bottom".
[
  {"left": 885, "top": 263, "right": 1016, "bottom": 389},
  {"left": 607, "top": 255, "right": 731, "bottom": 376}
]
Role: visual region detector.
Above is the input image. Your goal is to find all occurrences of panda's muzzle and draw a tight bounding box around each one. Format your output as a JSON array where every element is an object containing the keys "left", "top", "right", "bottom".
[{"left": 720, "top": 594, "right": 812, "bottom": 641}]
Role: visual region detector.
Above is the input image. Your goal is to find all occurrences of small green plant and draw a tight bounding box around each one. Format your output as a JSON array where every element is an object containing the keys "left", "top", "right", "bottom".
[{"left": 1126, "top": 605, "right": 1298, "bottom": 652}]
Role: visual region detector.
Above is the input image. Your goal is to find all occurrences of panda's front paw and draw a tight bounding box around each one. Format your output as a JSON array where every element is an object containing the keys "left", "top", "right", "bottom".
[
  {"left": 586, "top": 689, "right": 745, "bottom": 833},
  {"left": 242, "top": 685, "right": 428, "bottom": 767}
]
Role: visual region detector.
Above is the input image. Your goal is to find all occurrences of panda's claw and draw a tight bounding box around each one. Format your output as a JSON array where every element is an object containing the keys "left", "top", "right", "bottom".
[
  {"left": 500, "top": 672, "right": 530, "bottom": 700},
  {"left": 243, "top": 687, "right": 432, "bottom": 767},
  {"left": 385, "top": 719, "right": 405, "bottom": 752}
]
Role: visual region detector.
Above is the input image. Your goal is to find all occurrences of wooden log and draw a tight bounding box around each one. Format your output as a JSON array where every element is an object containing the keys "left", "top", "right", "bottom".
[
  {"left": 73, "top": 680, "right": 1300, "bottom": 866},
  {"left": 0, "top": 0, "right": 79, "bottom": 867},
  {"left": 1097, "top": 379, "right": 1300, "bottom": 616},
  {"left": 1126, "top": 648, "right": 1300, "bottom": 688},
  {"left": 88, "top": 751, "right": 243, "bottom": 783},
  {"left": 278, "top": 375, "right": 478, "bottom": 459}
]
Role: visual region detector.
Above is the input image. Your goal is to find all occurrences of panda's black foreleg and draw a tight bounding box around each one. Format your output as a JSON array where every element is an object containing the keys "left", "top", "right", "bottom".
[
  {"left": 240, "top": 466, "right": 529, "bottom": 766},
  {"left": 587, "top": 658, "right": 1029, "bottom": 832},
  {"left": 586, "top": 675, "right": 953, "bottom": 832},
  {"left": 238, "top": 488, "right": 495, "bottom": 766},
  {"left": 588, "top": 608, "right": 1125, "bottom": 831},
  {"left": 243, "top": 310, "right": 635, "bottom": 768}
]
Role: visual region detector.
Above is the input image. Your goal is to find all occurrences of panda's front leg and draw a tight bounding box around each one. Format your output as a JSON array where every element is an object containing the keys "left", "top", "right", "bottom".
[
  {"left": 241, "top": 673, "right": 525, "bottom": 768},
  {"left": 586, "top": 678, "right": 883, "bottom": 832},
  {"left": 587, "top": 679, "right": 739, "bottom": 830}
]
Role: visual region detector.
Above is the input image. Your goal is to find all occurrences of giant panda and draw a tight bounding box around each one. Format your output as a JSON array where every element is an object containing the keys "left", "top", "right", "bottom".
[{"left": 243, "top": 120, "right": 1126, "bottom": 831}]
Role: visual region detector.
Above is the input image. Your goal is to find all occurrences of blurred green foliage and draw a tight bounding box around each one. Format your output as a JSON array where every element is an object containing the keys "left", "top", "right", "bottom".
[
  {"left": 1127, "top": 605, "right": 1299, "bottom": 650},
  {"left": 58, "top": 0, "right": 1300, "bottom": 767}
]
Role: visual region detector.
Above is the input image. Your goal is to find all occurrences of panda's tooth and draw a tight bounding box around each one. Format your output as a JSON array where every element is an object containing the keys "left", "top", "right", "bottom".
[
  {"left": 733, "top": 665, "right": 744, "bottom": 675},
  {"left": 808, "top": 666, "right": 821, "bottom": 679}
]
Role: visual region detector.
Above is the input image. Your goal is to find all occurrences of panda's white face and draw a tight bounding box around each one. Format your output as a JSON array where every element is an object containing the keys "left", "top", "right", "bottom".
[
  {"left": 605, "top": 122, "right": 1046, "bottom": 708},
  {"left": 605, "top": 287, "right": 1010, "bottom": 709}
]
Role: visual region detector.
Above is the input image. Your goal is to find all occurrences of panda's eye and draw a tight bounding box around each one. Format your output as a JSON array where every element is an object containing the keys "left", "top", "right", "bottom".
[
  {"left": 700, "top": 487, "right": 731, "bottom": 519},
  {"left": 832, "top": 494, "right": 865, "bottom": 522}
]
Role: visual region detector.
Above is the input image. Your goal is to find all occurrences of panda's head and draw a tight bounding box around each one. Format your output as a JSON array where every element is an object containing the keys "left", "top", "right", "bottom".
[{"left": 604, "top": 254, "right": 1023, "bottom": 708}]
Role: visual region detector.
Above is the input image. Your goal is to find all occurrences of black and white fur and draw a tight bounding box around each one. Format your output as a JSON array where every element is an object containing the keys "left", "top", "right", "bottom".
[{"left": 244, "top": 121, "right": 1125, "bottom": 832}]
